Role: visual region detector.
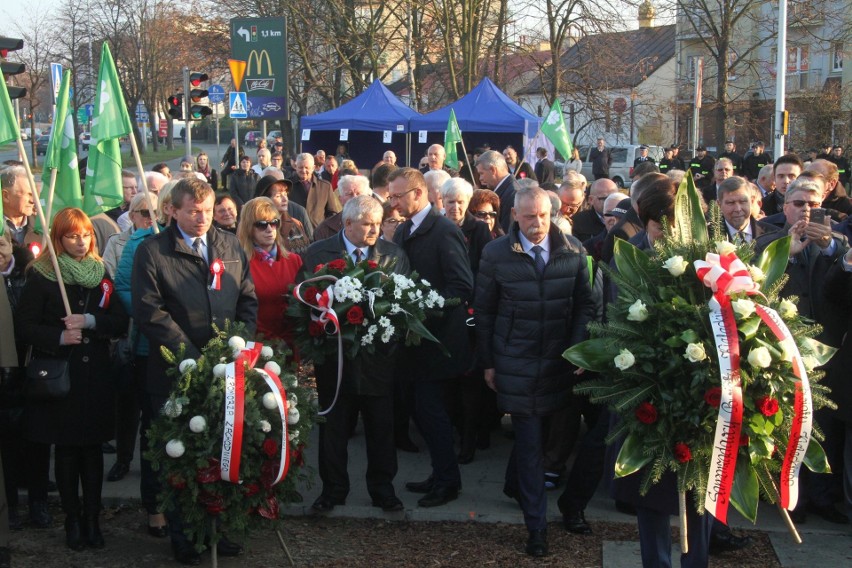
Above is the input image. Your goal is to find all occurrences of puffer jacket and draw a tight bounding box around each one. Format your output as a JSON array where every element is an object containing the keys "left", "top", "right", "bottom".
[{"left": 474, "top": 223, "right": 595, "bottom": 416}]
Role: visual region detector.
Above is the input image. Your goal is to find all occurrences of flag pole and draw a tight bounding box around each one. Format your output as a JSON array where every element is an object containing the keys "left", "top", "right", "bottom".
[
  {"left": 42, "top": 168, "right": 59, "bottom": 245},
  {"left": 457, "top": 137, "right": 476, "bottom": 184},
  {"left": 16, "top": 136, "right": 72, "bottom": 317},
  {"left": 127, "top": 134, "right": 159, "bottom": 234}
]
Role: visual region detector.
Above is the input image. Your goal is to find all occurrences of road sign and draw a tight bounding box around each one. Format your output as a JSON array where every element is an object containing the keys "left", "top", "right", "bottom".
[
  {"left": 135, "top": 102, "right": 149, "bottom": 123},
  {"left": 229, "top": 92, "right": 248, "bottom": 118},
  {"left": 158, "top": 119, "right": 168, "bottom": 138},
  {"left": 50, "top": 63, "right": 63, "bottom": 103},
  {"left": 208, "top": 84, "right": 226, "bottom": 104},
  {"left": 230, "top": 17, "right": 288, "bottom": 120},
  {"left": 76, "top": 108, "right": 87, "bottom": 125},
  {"left": 85, "top": 104, "right": 94, "bottom": 118},
  {"left": 227, "top": 59, "right": 246, "bottom": 92}
]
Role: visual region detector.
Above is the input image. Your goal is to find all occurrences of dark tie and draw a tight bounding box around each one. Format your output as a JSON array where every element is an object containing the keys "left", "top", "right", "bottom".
[
  {"left": 735, "top": 231, "right": 746, "bottom": 244},
  {"left": 353, "top": 248, "right": 363, "bottom": 263},
  {"left": 531, "top": 245, "right": 546, "bottom": 275},
  {"left": 192, "top": 238, "right": 205, "bottom": 262}
]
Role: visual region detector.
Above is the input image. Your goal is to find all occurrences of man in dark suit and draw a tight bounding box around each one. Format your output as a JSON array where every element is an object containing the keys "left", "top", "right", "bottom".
[
  {"left": 632, "top": 145, "right": 655, "bottom": 168},
  {"left": 476, "top": 150, "right": 519, "bottom": 234},
  {"left": 714, "top": 177, "right": 779, "bottom": 243},
  {"left": 133, "top": 177, "right": 257, "bottom": 565},
  {"left": 689, "top": 146, "right": 715, "bottom": 195},
  {"left": 589, "top": 138, "right": 611, "bottom": 180},
  {"left": 533, "top": 147, "right": 555, "bottom": 186},
  {"left": 289, "top": 153, "right": 342, "bottom": 227},
  {"left": 503, "top": 145, "right": 537, "bottom": 181},
  {"left": 301, "top": 196, "right": 410, "bottom": 514},
  {"left": 718, "top": 140, "right": 743, "bottom": 174},
  {"left": 762, "top": 154, "right": 803, "bottom": 221},
  {"left": 419, "top": 144, "right": 458, "bottom": 177},
  {"left": 389, "top": 168, "right": 474, "bottom": 508},
  {"left": 475, "top": 186, "right": 595, "bottom": 556},
  {"left": 570, "top": 178, "right": 619, "bottom": 242}
]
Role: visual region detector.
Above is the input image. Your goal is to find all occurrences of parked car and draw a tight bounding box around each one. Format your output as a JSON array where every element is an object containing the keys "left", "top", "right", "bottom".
[
  {"left": 20, "top": 130, "right": 28, "bottom": 141},
  {"left": 266, "top": 130, "right": 282, "bottom": 145},
  {"left": 556, "top": 144, "right": 664, "bottom": 188},
  {"left": 244, "top": 130, "right": 262, "bottom": 147},
  {"left": 36, "top": 135, "right": 50, "bottom": 155}
]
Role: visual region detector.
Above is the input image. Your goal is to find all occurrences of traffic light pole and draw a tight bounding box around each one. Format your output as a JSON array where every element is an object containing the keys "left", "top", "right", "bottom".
[{"left": 183, "top": 66, "right": 192, "bottom": 157}]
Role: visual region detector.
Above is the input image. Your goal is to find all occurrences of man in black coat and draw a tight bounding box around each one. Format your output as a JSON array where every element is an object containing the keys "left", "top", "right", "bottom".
[
  {"left": 132, "top": 177, "right": 257, "bottom": 565},
  {"left": 503, "top": 145, "right": 537, "bottom": 181},
  {"left": 600, "top": 172, "right": 665, "bottom": 263},
  {"left": 570, "top": 178, "right": 619, "bottom": 242},
  {"left": 632, "top": 145, "right": 655, "bottom": 168},
  {"left": 389, "top": 168, "right": 474, "bottom": 508},
  {"left": 742, "top": 141, "right": 771, "bottom": 181},
  {"left": 828, "top": 145, "right": 851, "bottom": 188},
  {"left": 689, "top": 146, "right": 715, "bottom": 195},
  {"left": 589, "top": 138, "right": 611, "bottom": 180},
  {"left": 219, "top": 138, "right": 244, "bottom": 191},
  {"left": 475, "top": 186, "right": 595, "bottom": 557},
  {"left": 301, "top": 196, "right": 410, "bottom": 514},
  {"left": 533, "top": 147, "right": 555, "bottom": 186},
  {"left": 476, "top": 150, "right": 519, "bottom": 234},
  {"left": 717, "top": 140, "right": 743, "bottom": 174}
]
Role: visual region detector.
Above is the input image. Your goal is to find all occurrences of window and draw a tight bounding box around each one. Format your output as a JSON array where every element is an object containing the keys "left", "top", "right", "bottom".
[
  {"left": 787, "top": 46, "right": 809, "bottom": 74},
  {"left": 833, "top": 43, "right": 844, "bottom": 72}
]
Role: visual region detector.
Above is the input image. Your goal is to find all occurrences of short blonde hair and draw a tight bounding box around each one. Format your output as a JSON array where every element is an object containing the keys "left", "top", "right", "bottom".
[{"left": 236, "top": 197, "right": 289, "bottom": 258}]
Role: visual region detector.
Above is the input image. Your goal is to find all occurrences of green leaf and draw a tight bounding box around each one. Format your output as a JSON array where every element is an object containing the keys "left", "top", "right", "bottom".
[
  {"left": 738, "top": 316, "right": 761, "bottom": 340},
  {"left": 748, "top": 435, "right": 775, "bottom": 463},
  {"left": 563, "top": 339, "right": 618, "bottom": 372},
  {"left": 672, "top": 170, "right": 709, "bottom": 245},
  {"left": 803, "top": 439, "right": 831, "bottom": 474},
  {"left": 755, "top": 235, "right": 791, "bottom": 291},
  {"left": 680, "top": 329, "right": 699, "bottom": 343},
  {"left": 799, "top": 337, "right": 838, "bottom": 367},
  {"left": 729, "top": 457, "right": 759, "bottom": 523},
  {"left": 614, "top": 432, "right": 653, "bottom": 478},
  {"left": 406, "top": 316, "right": 450, "bottom": 357},
  {"left": 613, "top": 239, "right": 654, "bottom": 288}
]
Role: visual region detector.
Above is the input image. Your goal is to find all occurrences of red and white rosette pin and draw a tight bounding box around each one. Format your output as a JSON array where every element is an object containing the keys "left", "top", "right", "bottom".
[
  {"left": 210, "top": 258, "right": 224, "bottom": 291},
  {"left": 99, "top": 278, "right": 113, "bottom": 309}
]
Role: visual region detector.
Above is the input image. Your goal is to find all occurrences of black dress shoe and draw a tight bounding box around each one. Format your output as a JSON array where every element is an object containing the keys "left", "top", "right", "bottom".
[
  {"left": 172, "top": 542, "right": 201, "bottom": 566},
  {"left": 311, "top": 495, "right": 344, "bottom": 513},
  {"left": 148, "top": 524, "right": 169, "bottom": 538},
  {"left": 29, "top": 500, "right": 53, "bottom": 528},
  {"left": 83, "top": 515, "right": 105, "bottom": 548},
  {"left": 405, "top": 477, "right": 435, "bottom": 494},
  {"left": 457, "top": 449, "right": 475, "bottom": 465},
  {"left": 563, "top": 510, "right": 592, "bottom": 535},
  {"left": 525, "top": 529, "right": 548, "bottom": 557},
  {"left": 0, "top": 546, "right": 10, "bottom": 568},
  {"left": 395, "top": 437, "right": 419, "bottom": 453},
  {"left": 709, "top": 529, "right": 752, "bottom": 555},
  {"left": 64, "top": 515, "right": 86, "bottom": 551},
  {"left": 101, "top": 442, "right": 116, "bottom": 454},
  {"left": 107, "top": 461, "right": 131, "bottom": 482},
  {"left": 216, "top": 536, "right": 243, "bottom": 557},
  {"left": 417, "top": 486, "right": 459, "bottom": 508},
  {"left": 372, "top": 496, "right": 404, "bottom": 512},
  {"left": 808, "top": 503, "right": 849, "bottom": 524}
]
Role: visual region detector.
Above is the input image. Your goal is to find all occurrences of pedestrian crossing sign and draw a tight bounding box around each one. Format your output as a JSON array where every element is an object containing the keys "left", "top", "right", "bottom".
[{"left": 229, "top": 92, "right": 248, "bottom": 118}]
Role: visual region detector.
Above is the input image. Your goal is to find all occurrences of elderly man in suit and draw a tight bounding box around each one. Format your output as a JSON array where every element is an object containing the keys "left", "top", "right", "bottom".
[
  {"left": 389, "top": 168, "right": 474, "bottom": 508},
  {"left": 312, "top": 174, "right": 373, "bottom": 241},
  {"left": 571, "top": 178, "right": 619, "bottom": 242},
  {"left": 476, "top": 150, "right": 518, "bottom": 234},
  {"left": 715, "top": 176, "right": 779, "bottom": 243},
  {"left": 302, "top": 196, "right": 410, "bottom": 514},
  {"left": 133, "top": 177, "right": 257, "bottom": 565},
  {"left": 289, "top": 153, "right": 342, "bottom": 227}
]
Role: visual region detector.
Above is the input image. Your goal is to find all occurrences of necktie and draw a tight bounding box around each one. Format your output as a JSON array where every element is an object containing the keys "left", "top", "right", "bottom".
[
  {"left": 353, "top": 248, "right": 363, "bottom": 263},
  {"left": 735, "top": 231, "right": 746, "bottom": 244},
  {"left": 531, "top": 245, "right": 546, "bottom": 275},
  {"left": 192, "top": 238, "right": 205, "bottom": 262}
]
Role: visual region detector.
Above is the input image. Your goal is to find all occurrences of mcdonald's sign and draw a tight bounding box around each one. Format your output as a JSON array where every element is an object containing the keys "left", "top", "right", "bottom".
[{"left": 230, "top": 16, "right": 289, "bottom": 120}]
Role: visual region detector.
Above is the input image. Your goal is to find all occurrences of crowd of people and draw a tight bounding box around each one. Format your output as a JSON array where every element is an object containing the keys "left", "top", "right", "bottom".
[{"left": 1, "top": 134, "right": 851, "bottom": 566}]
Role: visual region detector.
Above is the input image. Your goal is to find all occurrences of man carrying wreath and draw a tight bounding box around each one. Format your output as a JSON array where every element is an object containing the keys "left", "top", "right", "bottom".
[{"left": 301, "top": 195, "right": 410, "bottom": 513}]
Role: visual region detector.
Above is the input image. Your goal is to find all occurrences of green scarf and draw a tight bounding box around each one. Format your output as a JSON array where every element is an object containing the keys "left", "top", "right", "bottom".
[{"left": 33, "top": 253, "right": 105, "bottom": 288}]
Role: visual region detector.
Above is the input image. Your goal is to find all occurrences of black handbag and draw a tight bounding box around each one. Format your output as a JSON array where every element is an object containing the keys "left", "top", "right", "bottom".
[{"left": 25, "top": 357, "right": 71, "bottom": 400}]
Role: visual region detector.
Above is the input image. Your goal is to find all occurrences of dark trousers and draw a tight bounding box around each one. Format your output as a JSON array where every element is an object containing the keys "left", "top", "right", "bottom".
[
  {"left": 457, "top": 370, "right": 495, "bottom": 453},
  {"left": 114, "top": 362, "right": 140, "bottom": 465},
  {"left": 316, "top": 391, "right": 397, "bottom": 502},
  {"left": 505, "top": 414, "right": 546, "bottom": 531},
  {"left": 54, "top": 444, "right": 103, "bottom": 518},
  {"left": 557, "top": 402, "right": 608, "bottom": 514},
  {"left": 798, "top": 407, "right": 845, "bottom": 511},
  {"left": 2, "top": 440, "right": 50, "bottom": 507},
  {"left": 138, "top": 357, "right": 163, "bottom": 516},
  {"left": 636, "top": 503, "right": 713, "bottom": 568},
  {"left": 543, "top": 398, "right": 583, "bottom": 475},
  {"left": 413, "top": 380, "right": 460, "bottom": 488}
]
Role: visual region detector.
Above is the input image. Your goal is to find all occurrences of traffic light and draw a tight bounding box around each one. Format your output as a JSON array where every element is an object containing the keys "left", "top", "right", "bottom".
[
  {"left": 187, "top": 71, "right": 211, "bottom": 121},
  {"left": 0, "top": 36, "right": 26, "bottom": 100},
  {"left": 167, "top": 94, "right": 183, "bottom": 120}
]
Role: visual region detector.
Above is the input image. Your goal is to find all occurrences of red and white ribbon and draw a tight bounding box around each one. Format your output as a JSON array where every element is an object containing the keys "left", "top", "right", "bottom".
[
  {"left": 99, "top": 278, "right": 113, "bottom": 309},
  {"left": 221, "top": 353, "right": 247, "bottom": 483},
  {"left": 293, "top": 275, "right": 344, "bottom": 416},
  {"left": 210, "top": 259, "right": 224, "bottom": 291},
  {"left": 695, "top": 252, "right": 760, "bottom": 301},
  {"left": 754, "top": 305, "right": 812, "bottom": 511},
  {"left": 256, "top": 367, "right": 290, "bottom": 485}
]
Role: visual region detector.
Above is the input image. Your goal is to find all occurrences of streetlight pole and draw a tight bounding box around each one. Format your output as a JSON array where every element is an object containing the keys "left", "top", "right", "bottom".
[{"left": 774, "top": 0, "right": 788, "bottom": 156}]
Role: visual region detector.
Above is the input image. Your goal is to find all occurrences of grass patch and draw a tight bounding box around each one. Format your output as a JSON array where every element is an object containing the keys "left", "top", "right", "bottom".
[{"left": 120, "top": 146, "right": 188, "bottom": 168}]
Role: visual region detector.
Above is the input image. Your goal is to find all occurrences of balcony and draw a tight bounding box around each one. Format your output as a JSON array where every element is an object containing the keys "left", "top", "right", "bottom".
[{"left": 785, "top": 69, "right": 824, "bottom": 93}]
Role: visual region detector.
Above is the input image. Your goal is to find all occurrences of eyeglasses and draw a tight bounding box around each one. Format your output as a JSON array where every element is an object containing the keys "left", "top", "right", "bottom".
[
  {"left": 253, "top": 219, "right": 281, "bottom": 230},
  {"left": 383, "top": 218, "right": 405, "bottom": 225},
  {"left": 388, "top": 187, "right": 417, "bottom": 201},
  {"left": 62, "top": 233, "right": 93, "bottom": 241},
  {"left": 790, "top": 200, "right": 820, "bottom": 208},
  {"left": 133, "top": 209, "right": 151, "bottom": 218},
  {"left": 472, "top": 210, "right": 498, "bottom": 219}
]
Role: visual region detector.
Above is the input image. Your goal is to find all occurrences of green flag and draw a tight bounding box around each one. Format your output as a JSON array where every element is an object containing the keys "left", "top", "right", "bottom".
[
  {"left": 541, "top": 100, "right": 573, "bottom": 161},
  {"left": 444, "top": 108, "right": 462, "bottom": 169},
  {"left": 84, "top": 43, "right": 133, "bottom": 216},
  {"left": 0, "top": 68, "right": 22, "bottom": 236},
  {"left": 40, "top": 70, "right": 82, "bottom": 230}
]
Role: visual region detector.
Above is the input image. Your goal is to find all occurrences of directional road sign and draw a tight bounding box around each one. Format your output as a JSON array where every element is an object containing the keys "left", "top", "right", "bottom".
[
  {"left": 50, "top": 63, "right": 63, "bottom": 103},
  {"left": 230, "top": 17, "right": 288, "bottom": 120},
  {"left": 229, "top": 92, "right": 248, "bottom": 119},
  {"left": 208, "top": 84, "right": 226, "bottom": 104}
]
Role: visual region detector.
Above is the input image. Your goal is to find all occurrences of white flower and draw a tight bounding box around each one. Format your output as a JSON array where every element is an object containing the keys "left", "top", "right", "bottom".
[
  {"left": 178, "top": 359, "right": 197, "bottom": 373},
  {"left": 779, "top": 299, "right": 798, "bottom": 319},
  {"left": 189, "top": 415, "right": 207, "bottom": 433},
  {"left": 613, "top": 349, "right": 636, "bottom": 371},
  {"left": 165, "top": 439, "right": 185, "bottom": 458},
  {"left": 380, "top": 326, "right": 395, "bottom": 343},
  {"left": 626, "top": 299, "right": 649, "bottom": 322},
  {"left": 378, "top": 316, "right": 391, "bottom": 328},
  {"left": 748, "top": 265, "right": 765, "bottom": 282},
  {"left": 260, "top": 345, "right": 274, "bottom": 359},
  {"left": 262, "top": 392, "right": 278, "bottom": 409},
  {"left": 228, "top": 336, "right": 246, "bottom": 351},
  {"left": 219, "top": 357, "right": 227, "bottom": 363},
  {"left": 212, "top": 363, "right": 227, "bottom": 378},
  {"left": 288, "top": 429, "right": 300, "bottom": 441},
  {"left": 289, "top": 393, "right": 298, "bottom": 405},
  {"left": 662, "top": 255, "right": 689, "bottom": 277},
  {"left": 287, "top": 408, "right": 300, "bottom": 425},
  {"left": 264, "top": 361, "right": 282, "bottom": 376},
  {"left": 731, "top": 298, "right": 756, "bottom": 319},
  {"left": 259, "top": 420, "right": 271, "bottom": 433},
  {"left": 684, "top": 343, "right": 707, "bottom": 363},
  {"left": 747, "top": 346, "right": 772, "bottom": 368},
  {"left": 715, "top": 241, "right": 737, "bottom": 255},
  {"left": 162, "top": 399, "right": 183, "bottom": 418},
  {"left": 421, "top": 279, "right": 431, "bottom": 287},
  {"left": 390, "top": 303, "right": 402, "bottom": 314}
]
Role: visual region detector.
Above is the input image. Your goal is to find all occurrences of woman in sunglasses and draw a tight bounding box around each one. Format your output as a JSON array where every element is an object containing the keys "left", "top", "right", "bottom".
[
  {"left": 237, "top": 197, "right": 303, "bottom": 350},
  {"left": 469, "top": 189, "right": 504, "bottom": 239},
  {"left": 101, "top": 192, "right": 158, "bottom": 276}
]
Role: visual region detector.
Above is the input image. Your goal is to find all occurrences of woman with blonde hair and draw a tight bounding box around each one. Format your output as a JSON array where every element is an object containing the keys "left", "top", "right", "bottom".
[
  {"left": 237, "top": 197, "right": 303, "bottom": 348},
  {"left": 17, "top": 208, "right": 128, "bottom": 551},
  {"left": 195, "top": 151, "right": 218, "bottom": 189}
]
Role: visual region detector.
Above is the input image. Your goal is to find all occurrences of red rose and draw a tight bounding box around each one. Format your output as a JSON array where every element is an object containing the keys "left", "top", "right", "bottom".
[
  {"left": 244, "top": 483, "right": 260, "bottom": 497},
  {"left": 258, "top": 494, "right": 280, "bottom": 520},
  {"left": 367, "top": 260, "right": 378, "bottom": 269},
  {"left": 308, "top": 321, "right": 325, "bottom": 337},
  {"left": 704, "top": 387, "right": 722, "bottom": 408},
  {"left": 198, "top": 490, "right": 224, "bottom": 515},
  {"left": 168, "top": 474, "right": 187, "bottom": 490},
  {"left": 674, "top": 442, "right": 692, "bottom": 463},
  {"left": 327, "top": 258, "right": 347, "bottom": 271},
  {"left": 290, "top": 444, "right": 305, "bottom": 467},
  {"left": 260, "top": 461, "right": 276, "bottom": 489},
  {"left": 263, "top": 438, "right": 278, "bottom": 458},
  {"left": 313, "top": 264, "right": 325, "bottom": 273},
  {"left": 635, "top": 401, "right": 658, "bottom": 424},
  {"left": 757, "top": 396, "right": 779, "bottom": 416},
  {"left": 196, "top": 460, "right": 221, "bottom": 484},
  {"left": 303, "top": 286, "right": 320, "bottom": 305},
  {"left": 347, "top": 306, "right": 365, "bottom": 325}
]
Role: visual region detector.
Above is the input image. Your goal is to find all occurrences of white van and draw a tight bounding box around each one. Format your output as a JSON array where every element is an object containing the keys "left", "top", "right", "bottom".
[{"left": 577, "top": 144, "right": 665, "bottom": 188}]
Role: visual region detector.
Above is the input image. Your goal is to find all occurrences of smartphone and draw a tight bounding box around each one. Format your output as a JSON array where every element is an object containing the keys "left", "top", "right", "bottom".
[{"left": 810, "top": 207, "right": 826, "bottom": 225}]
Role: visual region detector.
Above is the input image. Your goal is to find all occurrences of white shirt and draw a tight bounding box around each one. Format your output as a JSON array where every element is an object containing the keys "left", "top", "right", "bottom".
[
  {"left": 341, "top": 232, "right": 368, "bottom": 262},
  {"left": 518, "top": 232, "right": 550, "bottom": 265},
  {"left": 177, "top": 225, "right": 208, "bottom": 261},
  {"left": 408, "top": 203, "right": 432, "bottom": 235},
  {"left": 725, "top": 220, "right": 752, "bottom": 243}
]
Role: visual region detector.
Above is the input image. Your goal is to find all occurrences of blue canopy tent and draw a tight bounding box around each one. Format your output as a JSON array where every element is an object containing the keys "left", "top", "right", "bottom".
[
  {"left": 408, "top": 77, "right": 542, "bottom": 170},
  {"left": 299, "top": 79, "right": 419, "bottom": 169}
]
